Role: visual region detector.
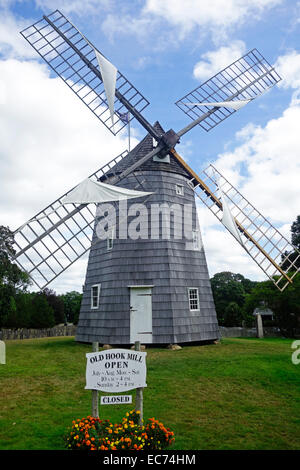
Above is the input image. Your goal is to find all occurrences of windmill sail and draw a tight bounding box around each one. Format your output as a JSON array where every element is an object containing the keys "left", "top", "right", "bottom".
[
  {"left": 11, "top": 140, "right": 163, "bottom": 290},
  {"left": 20, "top": 10, "right": 150, "bottom": 136},
  {"left": 176, "top": 49, "right": 281, "bottom": 133},
  {"left": 10, "top": 151, "right": 126, "bottom": 289},
  {"left": 189, "top": 163, "right": 300, "bottom": 291}
]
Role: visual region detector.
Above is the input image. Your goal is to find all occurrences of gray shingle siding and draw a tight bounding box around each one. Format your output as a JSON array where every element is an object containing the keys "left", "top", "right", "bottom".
[{"left": 76, "top": 123, "right": 219, "bottom": 345}]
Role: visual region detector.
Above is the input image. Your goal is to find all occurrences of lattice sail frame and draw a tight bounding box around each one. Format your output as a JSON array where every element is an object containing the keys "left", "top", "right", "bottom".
[
  {"left": 20, "top": 10, "right": 149, "bottom": 135},
  {"left": 12, "top": 151, "right": 129, "bottom": 289},
  {"left": 176, "top": 49, "right": 281, "bottom": 132},
  {"left": 191, "top": 165, "right": 300, "bottom": 291}
]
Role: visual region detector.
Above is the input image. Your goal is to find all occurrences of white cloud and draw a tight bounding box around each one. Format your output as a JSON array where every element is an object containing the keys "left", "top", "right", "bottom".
[
  {"left": 0, "top": 11, "right": 38, "bottom": 59},
  {"left": 144, "top": 0, "right": 283, "bottom": 36},
  {"left": 196, "top": 94, "right": 300, "bottom": 281},
  {"left": 0, "top": 59, "right": 133, "bottom": 292},
  {"left": 101, "top": 0, "right": 283, "bottom": 47},
  {"left": 193, "top": 41, "right": 246, "bottom": 81},
  {"left": 275, "top": 50, "right": 300, "bottom": 90}
]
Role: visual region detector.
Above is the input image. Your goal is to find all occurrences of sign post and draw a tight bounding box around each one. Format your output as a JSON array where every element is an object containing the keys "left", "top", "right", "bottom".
[
  {"left": 91, "top": 342, "right": 99, "bottom": 417},
  {"left": 134, "top": 341, "right": 143, "bottom": 425}
]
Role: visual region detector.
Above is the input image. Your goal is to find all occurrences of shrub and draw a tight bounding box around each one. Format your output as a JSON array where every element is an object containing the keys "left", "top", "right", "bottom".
[{"left": 64, "top": 410, "right": 175, "bottom": 451}]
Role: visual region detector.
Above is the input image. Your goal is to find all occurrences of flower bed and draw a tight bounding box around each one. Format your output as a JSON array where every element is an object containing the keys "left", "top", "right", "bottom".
[{"left": 64, "top": 410, "right": 175, "bottom": 451}]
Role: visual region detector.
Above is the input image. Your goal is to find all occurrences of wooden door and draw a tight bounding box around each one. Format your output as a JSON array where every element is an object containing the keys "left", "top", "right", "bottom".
[{"left": 130, "top": 287, "right": 153, "bottom": 344}]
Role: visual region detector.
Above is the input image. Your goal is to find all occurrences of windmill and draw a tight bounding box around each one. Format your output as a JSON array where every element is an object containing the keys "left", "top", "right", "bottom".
[{"left": 10, "top": 9, "right": 300, "bottom": 346}]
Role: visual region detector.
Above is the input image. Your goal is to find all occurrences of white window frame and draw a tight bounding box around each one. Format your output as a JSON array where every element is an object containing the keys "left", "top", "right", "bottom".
[
  {"left": 176, "top": 184, "right": 184, "bottom": 196},
  {"left": 91, "top": 284, "right": 101, "bottom": 309},
  {"left": 107, "top": 229, "right": 114, "bottom": 251},
  {"left": 192, "top": 230, "right": 200, "bottom": 250},
  {"left": 107, "top": 236, "right": 114, "bottom": 251},
  {"left": 188, "top": 288, "right": 200, "bottom": 312}
]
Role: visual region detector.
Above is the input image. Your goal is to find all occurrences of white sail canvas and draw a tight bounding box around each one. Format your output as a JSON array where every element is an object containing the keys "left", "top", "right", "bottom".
[
  {"left": 62, "top": 178, "right": 153, "bottom": 204},
  {"left": 218, "top": 185, "right": 243, "bottom": 245},
  {"left": 184, "top": 100, "right": 251, "bottom": 110},
  {"left": 95, "top": 50, "right": 117, "bottom": 126}
]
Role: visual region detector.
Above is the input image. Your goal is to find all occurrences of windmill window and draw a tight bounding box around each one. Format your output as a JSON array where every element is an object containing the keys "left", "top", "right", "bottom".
[
  {"left": 107, "top": 229, "right": 114, "bottom": 251},
  {"left": 107, "top": 237, "right": 113, "bottom": 251},
  {"left": 192, "top": 230, "right": 200, "bottom": 250},
  {"left": 188, "top": 288, "right": 200, "bottom": 311},
  {"left": 176, "top": 184, "right": 184, "bottom": 196},
  {"left": 91, "top": 284, "right": 101, "bottom": 309}
]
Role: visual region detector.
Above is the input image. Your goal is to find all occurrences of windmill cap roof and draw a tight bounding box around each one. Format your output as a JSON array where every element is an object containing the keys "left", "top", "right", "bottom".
[{"left": 101, "top": 121, "right": 190, "bottom": 179}]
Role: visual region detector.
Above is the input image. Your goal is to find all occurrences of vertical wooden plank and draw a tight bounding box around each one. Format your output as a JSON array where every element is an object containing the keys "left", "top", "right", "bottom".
[
  {"left": 134, "top": 341, "right": 143, "bottom": 426},
  {"left": 0, "top": 340, "right": 5, "bottom": 364},
  {"left": 92, "top": 342, "right": 99, "bottom": 417},
  {"left": 256, "top": 314, "right": 264, "bottom": 338}
]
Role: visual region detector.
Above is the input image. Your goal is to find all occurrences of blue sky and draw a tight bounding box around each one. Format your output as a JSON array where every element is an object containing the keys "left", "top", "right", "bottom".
[{"left": 0, "top": 0, "right": 300, "bottom": 293}]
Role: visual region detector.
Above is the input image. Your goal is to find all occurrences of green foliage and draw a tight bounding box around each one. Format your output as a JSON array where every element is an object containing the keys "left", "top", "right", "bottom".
[
  {"left": 291, "top": 215, "right": 300, "bottom": 250},
  {"left": 244, "top": 273, "right": 300, "bottom": 338},
  {"left": 60, "top": 291, "right": 82, "bottom": 324},
  {"left": 223, "top": 302, "right": 242, "bottom": 327},
  {"left": 43, "top": 288, "right": 65, "bottom": 324},
  {"left": 282, "top": 215, "right": 300, "bottom": 270},
  {"left": 0, "top": 225, "right": 31, "bottom": 327},
  {"left": 210, "top": 271, "right": 257, "bottom": 326},
  {"left": 30, "top": 292, "right": 56, "bottom": 328}
]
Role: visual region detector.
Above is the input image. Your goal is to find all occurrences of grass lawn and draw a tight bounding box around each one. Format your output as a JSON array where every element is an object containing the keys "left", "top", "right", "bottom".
[{"left": 0, "top": 336, "right": 299, "bottom": 450}]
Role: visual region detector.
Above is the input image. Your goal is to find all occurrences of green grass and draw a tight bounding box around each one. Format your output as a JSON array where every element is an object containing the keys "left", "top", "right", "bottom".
[{"left": 0, "top": 336, "right": 299, "bottom": 450}]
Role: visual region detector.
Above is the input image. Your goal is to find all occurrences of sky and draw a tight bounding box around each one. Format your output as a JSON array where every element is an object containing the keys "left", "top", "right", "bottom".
[{"left": 0, "top": 0, "right": 300, "bottom": 294}]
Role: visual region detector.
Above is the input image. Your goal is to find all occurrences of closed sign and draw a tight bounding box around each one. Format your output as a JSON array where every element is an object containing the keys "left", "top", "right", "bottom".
[{"left": 101, "top": 395, "right": 132, "bottom": 405}]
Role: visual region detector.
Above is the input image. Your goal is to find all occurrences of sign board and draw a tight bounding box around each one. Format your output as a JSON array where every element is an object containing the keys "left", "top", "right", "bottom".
[
  {"left": 101, "top": 395, "right": 132, "bottom": 405},
  {"left": 85, "top": 348, "right": 147, "bottom": 392}
]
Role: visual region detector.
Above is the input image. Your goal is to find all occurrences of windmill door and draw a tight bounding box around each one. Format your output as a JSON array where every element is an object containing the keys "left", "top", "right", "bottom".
[{"left": 130, "top": 287, "right": 153, "bottom": 344}]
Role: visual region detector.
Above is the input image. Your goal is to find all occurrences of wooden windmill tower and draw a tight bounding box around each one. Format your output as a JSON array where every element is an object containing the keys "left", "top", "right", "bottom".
[{"left": 9, "top": 10, "right": 300, "bottom": 346}]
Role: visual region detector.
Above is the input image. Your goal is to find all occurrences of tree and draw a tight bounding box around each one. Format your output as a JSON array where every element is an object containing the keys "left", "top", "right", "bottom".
[
  {"left": 282, "top": 215, "right": 300, "bottom": 270},
  {"left": 30, "top": 292, "right": 55, "bottom": 328},
  {"left": 244, "top": 274, "right": 300, "bottom": 338},
  {"left": 0, "top": 225, "right": 30, "bottom": 289},
  {"left": 223, "top": 302, "right": 243, "bottom": 327},
  {"left": 0, "top": 225, "right": 31, "bottom": 327},
  {"left": 291, "top": 215, "right": 300, "bottom": 249},
  {"left": 43, "top": 288, "right": 65, "bottom": 324},
  {"left": 60, "top": 291, "right": 82, "bottom": 324},
  {"left": 210, "top": 271, "right": 257, "bottom": 326}
]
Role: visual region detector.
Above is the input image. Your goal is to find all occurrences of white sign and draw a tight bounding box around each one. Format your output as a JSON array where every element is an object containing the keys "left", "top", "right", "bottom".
[
  {"left": 101, "top": 395, "right": 132, "bottom": 405},
  {"left": 85, "top": 348, "right": 147, "bottom": 392}
]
